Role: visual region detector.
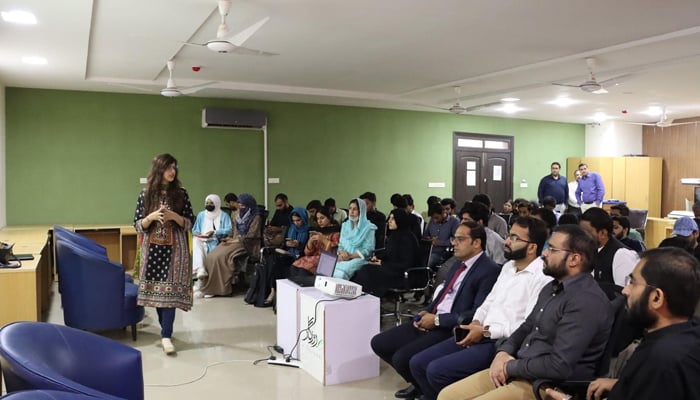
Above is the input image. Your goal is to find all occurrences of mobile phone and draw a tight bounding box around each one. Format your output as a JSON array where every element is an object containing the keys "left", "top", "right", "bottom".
[
  {"left": 412, "top": 314, "right": 422, "bottom": 323},
  {"left": 453, "top": 326, "right": 469, "bottom": 342}
]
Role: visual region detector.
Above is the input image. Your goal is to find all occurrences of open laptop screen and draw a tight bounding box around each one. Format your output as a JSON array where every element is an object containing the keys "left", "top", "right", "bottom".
[{"left": 316, "top": 251, "right": 338, "bottom": 277}]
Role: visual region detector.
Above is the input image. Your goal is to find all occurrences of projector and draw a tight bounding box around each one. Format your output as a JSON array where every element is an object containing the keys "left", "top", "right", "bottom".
[{"left": 315, "top": 276, "right": 362, "bottom": 298}]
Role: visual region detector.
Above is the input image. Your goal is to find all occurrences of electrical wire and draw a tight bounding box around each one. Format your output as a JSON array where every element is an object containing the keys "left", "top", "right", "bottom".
[{"left": 144, "top": 358, "right": 258, "bottom": 387}]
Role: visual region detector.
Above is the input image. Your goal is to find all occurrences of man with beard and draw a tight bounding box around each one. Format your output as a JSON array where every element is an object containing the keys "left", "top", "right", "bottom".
[
  {"left": 546, "top": 247, "right": 700, "bottom": 400},
  {"left": 438, "top": 224, "right": 613, "bottom": 400},
  {"left": 372, "top": 221, "right": 500, "bottom": 400},
  {"left": 611, "top": 216, "right": 645, "bottom": 253},
  {"left": 409, "top": 217, "right": 552, "bottom": 400}
]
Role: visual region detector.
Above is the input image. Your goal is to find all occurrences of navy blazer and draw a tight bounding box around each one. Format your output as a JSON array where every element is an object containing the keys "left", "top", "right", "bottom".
[{"left": 425, "top": 252, "right": 500, "bottom": 329}]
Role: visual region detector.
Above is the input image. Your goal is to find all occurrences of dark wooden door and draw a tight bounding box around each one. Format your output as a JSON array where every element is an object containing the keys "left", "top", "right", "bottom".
[{"left": 453, "top": 133, "right": 513, "bottom": 211}]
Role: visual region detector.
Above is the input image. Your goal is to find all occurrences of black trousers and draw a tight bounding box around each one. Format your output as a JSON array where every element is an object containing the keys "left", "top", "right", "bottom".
[{"left": 370, "top": 322, "right": 452, "bottom": 386}]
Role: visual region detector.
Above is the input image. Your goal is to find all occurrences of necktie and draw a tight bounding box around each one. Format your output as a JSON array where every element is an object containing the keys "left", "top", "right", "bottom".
[{"left": 433, "top": 261, "right": 467, "bottom": 312}]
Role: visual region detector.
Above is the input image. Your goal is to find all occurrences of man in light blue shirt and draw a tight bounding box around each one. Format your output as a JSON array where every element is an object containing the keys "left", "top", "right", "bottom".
[{"left": 575, "top": 163, "right": 605, "bottom": 213}]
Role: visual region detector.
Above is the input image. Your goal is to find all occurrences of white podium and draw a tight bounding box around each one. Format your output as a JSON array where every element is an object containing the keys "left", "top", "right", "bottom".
[{"left": 298, "top": 289, "right": 380, "bottom": 385}]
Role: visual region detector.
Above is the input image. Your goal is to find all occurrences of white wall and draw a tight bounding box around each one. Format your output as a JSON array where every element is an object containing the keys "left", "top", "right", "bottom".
[
  {"left": 585, "top": 120, "right": 643, "bottom": 156},
  {"left": 0, "top": 84, "right": 5, "bottom": 228}
]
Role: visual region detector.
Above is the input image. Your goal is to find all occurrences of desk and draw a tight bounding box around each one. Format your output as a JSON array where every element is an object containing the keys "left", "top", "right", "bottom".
[
  {"left": 0, "top": 226, "right": 51, "bottom": 327},
  {"left": 645, "top": 217, "right": 676, "bottom": 249}
]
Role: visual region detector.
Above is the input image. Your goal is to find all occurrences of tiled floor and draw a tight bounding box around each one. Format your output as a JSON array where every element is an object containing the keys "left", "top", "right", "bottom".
[{"left": 23, "top": 284, "right": 408, "bottom": 399}]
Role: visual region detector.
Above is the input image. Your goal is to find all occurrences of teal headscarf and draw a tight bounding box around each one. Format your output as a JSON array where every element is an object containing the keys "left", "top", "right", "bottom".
[
  {"left": 286, "top": 206, "right": 310, "bottom": 257},
  {"left": 340, "top": 198, "right": 377, "bottom": 250}
]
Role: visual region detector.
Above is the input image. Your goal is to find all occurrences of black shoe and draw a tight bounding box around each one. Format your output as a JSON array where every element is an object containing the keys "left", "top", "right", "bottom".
[{"left": 395, "top": 384, "right": 421, "bottom": 399}]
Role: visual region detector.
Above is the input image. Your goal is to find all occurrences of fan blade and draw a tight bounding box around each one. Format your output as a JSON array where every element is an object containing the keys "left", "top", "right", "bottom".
[
  {"left": 106, "top": 82, "right": 155, "bottom": 93},
  {"left": 667, "top": 121, "right": 698, "bottom": 127},
  {"left": 464, "top": 101, "right": 503, "bottom": 113},
  {"left": 599, "top": 73, "right": 634, "bottom": 88},
  {"left": 413, "top": 103, "right": 450, "bottom": 112},
  {"left": 626, "top": 122, "right": 657, "bottom": 126},
  {"left": 552, "top": 82, "right": 582, "bottom": 88},
  {"left": 181, "top": 41, "right": 207, "bottom": 47},
  {"left": 180, "top": 82, "right": 219, "bottom": 95},
  {"left": 223, "top": 16, "right": 270, "bottom": 47},
  {"left": 229, "top": 45, "right": 278, "bottom": 56}
]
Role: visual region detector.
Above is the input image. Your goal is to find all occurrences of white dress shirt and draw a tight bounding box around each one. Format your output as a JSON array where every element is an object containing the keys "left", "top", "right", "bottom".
[{"left": 472, "top": 257, "right": 553, "bottom": 339}]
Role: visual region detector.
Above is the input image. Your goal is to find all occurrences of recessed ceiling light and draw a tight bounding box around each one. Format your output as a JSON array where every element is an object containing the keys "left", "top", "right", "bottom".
[
  {"left": 499, "top": 103, "right": 522, "bottom": 114},
  {"left": 548, "top": 97, "right": 577, "bottom": 108},
  {"left": 22, "top": 56, "right": 47, "bottom": 65},
  {"left": 500, "top": 97, "right": 520, "bottom": 102},
  {"left": 1, "top": 10, "right": 37, "bottom": 24},
  {"left": 643, "top": 106, "right": 663, "bottom": 117},
  {"left": 593, "top": 112, "right": 610, "bottom": 123}
]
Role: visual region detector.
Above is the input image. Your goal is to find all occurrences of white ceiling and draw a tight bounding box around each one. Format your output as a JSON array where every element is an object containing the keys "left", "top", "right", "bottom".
[{"left": 2, "top": 0, "right": 700, "bottom": 124}]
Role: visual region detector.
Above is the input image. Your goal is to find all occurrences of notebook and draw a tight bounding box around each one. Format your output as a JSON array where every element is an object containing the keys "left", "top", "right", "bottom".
[{"left": 288, "top": 250, "right": 338, "bottom": 287}]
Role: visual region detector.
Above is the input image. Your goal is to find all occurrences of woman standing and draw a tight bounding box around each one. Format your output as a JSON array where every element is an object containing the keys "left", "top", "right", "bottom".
[
  {"left": 192, "top": 194, "right": 232, "bottom": 279},
  {"left": 133, "top": 153, "right": 194, "bottom": 355},
  {"left": 334, "top": 198, "right": 377, "bottom": 280}
]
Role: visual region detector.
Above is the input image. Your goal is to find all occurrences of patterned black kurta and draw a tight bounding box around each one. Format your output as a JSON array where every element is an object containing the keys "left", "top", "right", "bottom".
[{"left": 133, "top": 188, "right": 195, "bottom": 310}]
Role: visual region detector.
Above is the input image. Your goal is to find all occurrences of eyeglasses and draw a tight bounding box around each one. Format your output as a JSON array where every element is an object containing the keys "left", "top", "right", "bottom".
[
  {"left": 451, "top": 235, "right": 472, "bottom": 243},
  {"left": 507, "top": 234, "right": 534, "bottom": 244},
  {"left": 624, "top": 274, "right": 657, "bottom": 290},
  {"left": 544, "top": 245, "right": 572, "bottom": 254}
]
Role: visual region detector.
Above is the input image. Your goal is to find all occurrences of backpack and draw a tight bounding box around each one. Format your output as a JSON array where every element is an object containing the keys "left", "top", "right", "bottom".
[{"left": 244, "top": 262, "right": 272, "bottom": 307}]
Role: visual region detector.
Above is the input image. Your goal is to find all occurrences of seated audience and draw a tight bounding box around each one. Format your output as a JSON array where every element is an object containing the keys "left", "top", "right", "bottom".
[
  {"left": 460, "top": 201, "right": 506, "bottom": 265},
  {"left": 371, "top": 221, "right": 499, "bottom": 400},
  {"left": 440, "top": 198, "right": 458, "bottom": 219},
  {"left": 334, "top": 198, "right": 377, "bottom": 280},
  {"left": 612, "top": 215, "right": 645, "bottom": 253},
  {"left": 360, "top": 191, "right": 387, "bottom": 248},
  {"left": 609, "top": 204, "right": 644, "bottom": 242},
  {"left": 352, "top": 209, "right": 419, "bottom": 297},
  {"left": 423, "top": 203, "right": 460, "bottom": 268},
  {"left": 324, "top": 197, "right": 347, "bottom": 225},
  {"left": 391, "top": 193, "right": 422, "bottom": 241},
  {"left": 306, "top": 199, "right": 323, "bottom": 229},
  {"left": 546, "top": 247, "right": 700, "bottom": 400},
  {"left": 410, "top": 217, "right": 552, "bottom": 400},
  {"left": 658, "top": 216, "right": 700, "bottom": 261},
  {"left": 473, "top": 194, "right": 508, "bottom": 239},
  {"left": 422, "top": 195, "right": 442, "bottom": 224},
  {"left": 197, "top": 194, "right": 262, "bottom": 298},
  {"left": 220, "top": 192, "right": 238, "bottom": 218},
  {"left": 438, "top": 225, "right": 613, "bottom": 400},
  {"left": 290, "top": 207, "right": 341, "bottom": 276},
  {"left": 192, "top": 194, "right": 232, "bottom": 279},
  {"left": 557, "top": 213, "right": 579, "bottom": 225},
  {"left": 267, "top": 207, "right": 310, "bottom": 304},
  {"left": 264, "top": 193, "right": 292, "bottom": 247},
  {"left": 404, "top": 194, "right": 425, "bottom": 235}
]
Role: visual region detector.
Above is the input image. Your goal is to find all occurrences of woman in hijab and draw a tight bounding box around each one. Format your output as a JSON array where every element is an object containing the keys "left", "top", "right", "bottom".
[
  {"left": 333, "top": 198, "right": 377, "bottom": 280},
  {"left": 197, "top": 193, "right": 262, "bottom": 298},
  {"left": 352, "top": 208, "right": 419, "bottom": 297},
  {"left": 290, "top": 206, "right": 341, "bottom": 276},
  {"left": 192, "top": 194, "right": 232, "bottom": 279}
]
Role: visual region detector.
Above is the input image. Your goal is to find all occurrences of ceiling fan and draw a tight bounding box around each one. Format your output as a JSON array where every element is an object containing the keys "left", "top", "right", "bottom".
[
  {"left": 425, "top": 86, "right": 503, "bottom": 114},
  {"left": 183, "top": 1, "right": 277, "bottom": 55},
  {"left": 626, "top": 106, "right": 697, "bottom": 128},
  {"left": 160, "top": 60, "right": 217, "bottom": 97},
  {"left": 553, "top": 57, "right": 633, "bottom": 94}
]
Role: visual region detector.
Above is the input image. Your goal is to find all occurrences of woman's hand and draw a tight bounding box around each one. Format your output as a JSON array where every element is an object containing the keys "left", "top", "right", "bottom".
[
  {"left": 338, "top": 250, "right": 351, "bottom": 261},
  {"left": 162, "top": 208, "right": 183, "bottom": 226},
  {"left": 369, "top": 256, "right": 381, "bottom": 265},
  {"left": 142, "top": 206, "right": 166, "bottom": 228},
  {"left": 286, "top": 239, "right": 299, "bottom": 248}
]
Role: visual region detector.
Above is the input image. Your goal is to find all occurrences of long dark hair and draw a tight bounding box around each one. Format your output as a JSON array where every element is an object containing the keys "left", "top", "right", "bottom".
[{"left": 144, "top": 153, "right": 185, "bottom": 213}]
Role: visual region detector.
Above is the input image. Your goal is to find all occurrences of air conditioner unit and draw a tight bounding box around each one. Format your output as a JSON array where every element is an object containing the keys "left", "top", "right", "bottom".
[{"left": 201, "top": 108, "right": 267, "bottom": 129}]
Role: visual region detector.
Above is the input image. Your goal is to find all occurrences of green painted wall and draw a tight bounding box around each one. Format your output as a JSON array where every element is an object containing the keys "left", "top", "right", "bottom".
[{"left": 5, "top": 87, "right": 584, "bottom": 225}]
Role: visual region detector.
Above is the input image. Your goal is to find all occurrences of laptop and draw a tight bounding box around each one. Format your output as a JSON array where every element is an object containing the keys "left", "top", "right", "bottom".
[{"left": 288, "top": 250, "right": 338, "bottom": 287}]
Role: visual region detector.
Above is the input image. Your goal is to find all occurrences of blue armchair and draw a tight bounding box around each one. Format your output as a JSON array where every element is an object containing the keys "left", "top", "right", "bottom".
[
  {"left": 0, "top": 390, "right": 102, "bottom": 399},
  {"left": 55, "top": 240, "right": 144, "bottom": 340},
  {"left": 0, "top": 322, "right": 143, "bottom": 400}
]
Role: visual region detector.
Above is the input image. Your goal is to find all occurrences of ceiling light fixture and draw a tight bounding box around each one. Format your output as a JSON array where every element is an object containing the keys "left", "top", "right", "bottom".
[
  {"left": 500, "top": 97, "right": 520, "bottom": 102},
  {"left": 643, "top": 106, "right": 663, "bottom": 117},
  {"left": 1, "top": 10, "right": 37, "bottom": 24},
  {"left": 500, "top": 103, "right": 522, "bottom": 114},
  {"left": 593, "top": 112, "right": 610, "bottom": 123},
  {"left": 21, "top": 56, "right": 47, "bottom": 65},
  {"left": 548, "top": 97, "right": 576, "bottom": 108}
]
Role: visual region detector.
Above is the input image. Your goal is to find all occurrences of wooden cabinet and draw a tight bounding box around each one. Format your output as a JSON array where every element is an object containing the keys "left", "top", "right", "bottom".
[{"left": 567, "top": 157, "right": 662, "bottom": 217}]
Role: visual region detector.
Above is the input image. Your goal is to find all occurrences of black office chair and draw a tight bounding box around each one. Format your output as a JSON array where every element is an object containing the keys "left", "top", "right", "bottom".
[
  {"left": 532, "top": 294, "right": 640, "bottom": 400},
  {"left": 628, "top": 208, "right": 648, "bottom": 239},
  {"left": 380, "top": 240, "right": 434, "bottom": 326}
]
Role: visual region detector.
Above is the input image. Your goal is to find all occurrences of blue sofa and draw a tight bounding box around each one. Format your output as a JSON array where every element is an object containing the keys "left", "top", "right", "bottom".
[
  {"left": 55, "top": 239, "right": 143, "bottom": 340},
  {"left": 0, "top": 322, "right": 143, "bottom": 400}
]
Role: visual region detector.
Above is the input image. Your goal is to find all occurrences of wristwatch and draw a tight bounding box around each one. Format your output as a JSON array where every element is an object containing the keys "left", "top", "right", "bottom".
[
  {"left": 434, "top": 314, "right": 440, "bottom": 327},
  {"left": 482, "top": 325, "right": 491, "bottom": 338}
]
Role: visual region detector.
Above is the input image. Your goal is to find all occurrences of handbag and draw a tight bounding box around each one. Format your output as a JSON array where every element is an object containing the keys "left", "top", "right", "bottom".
[{"left": 0, "top": 242, "right": 15, "bottom": 265}]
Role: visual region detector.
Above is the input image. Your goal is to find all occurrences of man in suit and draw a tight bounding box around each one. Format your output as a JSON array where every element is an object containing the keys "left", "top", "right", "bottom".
[{"left": 371, "top": 221, "right": 500, "bottom": 400}]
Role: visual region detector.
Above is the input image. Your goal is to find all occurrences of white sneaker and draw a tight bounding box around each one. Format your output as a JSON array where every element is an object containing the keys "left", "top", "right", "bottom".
[
  {"left": 196, "top": 267, "right": 208, "bottom": 279},
  {"left": 162, "top": 338, "right": 176, "bottom": 355},
  {"left": 193, "top": 290, "right": 204, "bottom": 299},
  {"left": 204, "top": 294, "right": 215, "bottom": 299}
]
